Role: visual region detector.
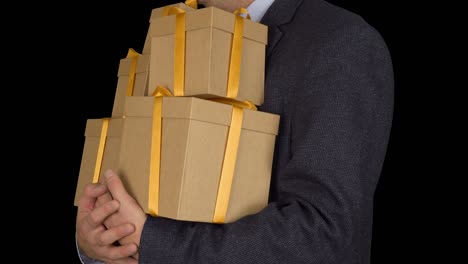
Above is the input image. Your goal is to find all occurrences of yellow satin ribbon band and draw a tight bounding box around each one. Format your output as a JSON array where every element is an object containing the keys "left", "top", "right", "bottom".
[
  {"left": 212, "top": 106, "right": 244, "bottom": 223},
  {"left": 184, "top": 0, "right": 198, "bottom": 9},
  {"left": 226, "top": 8, "right": 250, "bottom": 99},
  {"left": 174, "top": 11, "right": 186, "bottom": 96},
  {"left": 93, "top": 118, "right": 110, "bottom": 184},
  {"left": 148, "top": 86, "right": 174, "bottom": 216},
  {"left": 209, "top": 97, "right": 257, "bottom": 111},
  {"left": 126, "top": 48, "right": 140, "bottom": 96},
  {"left": 162, "top": 6, "right": 187, "bottom": 97},
  {"left": 148, "top": 96, "right": 163, "bottom": 216}
]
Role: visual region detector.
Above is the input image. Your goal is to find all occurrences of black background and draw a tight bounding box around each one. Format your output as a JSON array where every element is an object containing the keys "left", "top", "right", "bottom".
[{"left": 18, "top": 0, "right": 442, "bottom": 262}]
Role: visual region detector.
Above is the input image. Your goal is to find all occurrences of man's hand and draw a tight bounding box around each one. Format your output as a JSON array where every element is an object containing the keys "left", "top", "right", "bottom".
[
  {"left": 76, "top": 182, "right": 139, "bottom": 264},
  {"left": 100, "top": 169, "right": 148, "bottom": 259}
]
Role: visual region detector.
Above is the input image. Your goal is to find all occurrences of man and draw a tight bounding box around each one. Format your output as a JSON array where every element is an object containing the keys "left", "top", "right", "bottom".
[{"left": 76, "top": 0, "right": 394, "bottom": 263}]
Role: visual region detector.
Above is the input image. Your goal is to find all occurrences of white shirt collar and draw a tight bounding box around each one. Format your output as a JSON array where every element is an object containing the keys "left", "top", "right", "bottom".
[{"left": 246, "top": 0, "right": 276, "bottom": 22}]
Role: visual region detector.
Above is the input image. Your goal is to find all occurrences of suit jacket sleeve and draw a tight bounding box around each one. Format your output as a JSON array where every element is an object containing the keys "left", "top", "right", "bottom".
[{"left": 138, "top": 12, "right": 394, "bottom": 264}]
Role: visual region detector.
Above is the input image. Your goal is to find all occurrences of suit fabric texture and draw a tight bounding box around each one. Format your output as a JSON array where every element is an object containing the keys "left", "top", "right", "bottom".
[{"left": 138, "top": 0, "right": 394, "bottom": 263}]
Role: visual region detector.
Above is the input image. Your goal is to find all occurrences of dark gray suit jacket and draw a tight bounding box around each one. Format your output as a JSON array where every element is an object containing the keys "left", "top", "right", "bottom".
[{"left": 139, "top": 0, "right": 394, "bottom": 263}]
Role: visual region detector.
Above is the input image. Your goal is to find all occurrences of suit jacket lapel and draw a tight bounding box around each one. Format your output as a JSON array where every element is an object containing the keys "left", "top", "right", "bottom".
[
  {"left": 260, "top": 0, "right": 304, "bottom": 58},
  {"left": 265, "top": 26, "right": 282, "bottom": 59}
]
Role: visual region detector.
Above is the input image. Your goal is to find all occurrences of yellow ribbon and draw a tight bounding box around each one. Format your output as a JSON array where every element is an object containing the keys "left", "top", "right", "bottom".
[
  {"left": 148, "top": 87, "right": 174, "bottom": 216},
  {"left": 125, "top": 48, "right": 140, "bottom": 96},
  {"left": 211, "top": 96, "right": 257, "bottom": 223},
  {"left": 226, "top": 8, "right": 250, "bottom": 99},
  {"left": 184, "top": 0, "right": 198, "bottom": 9},
  {"left": 209, "top": 97, "right": 257, "bottom": 111},
  {"left": 92, "top": 118, "right": 110, "bottom": 183},
  {"left": 161, "top": 6, "right": 187, "bottom": 96},
  {"left": 212, "top": 105, "right": 243, "bottom": 223}
]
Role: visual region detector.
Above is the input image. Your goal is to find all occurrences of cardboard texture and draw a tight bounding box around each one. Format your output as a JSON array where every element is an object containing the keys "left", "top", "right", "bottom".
[
  {"left": 111, "top": 54, "right": 150, "bottom": 117},
  {"left": 117, "top": 96, "right": 280, "bottom": 223},
  {"left": 74, "top": 118, "right": 125, "bottom": 205},
  {"left": 148, "top": 7, "right": 268, "bottom": 105},
  {"left": 142, "top": 3, "right": 196, "bottom": 54}
]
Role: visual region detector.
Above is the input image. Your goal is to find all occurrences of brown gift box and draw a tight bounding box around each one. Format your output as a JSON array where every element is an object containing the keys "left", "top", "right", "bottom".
[
  {"left": 74, "top": 118, "right": 125, "bottom": 205},
  {"left": 111, "top": 51, "right": 150, "bottom": 117},
  {"left": 147, "top": 7, "right": 268, "bottom": 105},
  {"left": 120, "top": 96, "right": 279, "bottom": 223},
  {"left": 74, "top": 96, "right": 279, "bottom": 223}
]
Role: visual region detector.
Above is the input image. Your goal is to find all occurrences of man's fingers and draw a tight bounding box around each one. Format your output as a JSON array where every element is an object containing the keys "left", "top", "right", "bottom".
[
  {"left": 78, "top": 183, "right": 107, "bottom": 210},
  {"left": 76, "top": 183, "right": 108, "bottom": 224},
  {"left": 104, "top": 244, "right": 139, "bottom": 264},
  {"left": 97, "top": 190, "right": 113, "bottom": 208},
  {"left": 97, "top": 223, "right": 135, "bottom": 246},
  {"left": 86, "top": 200, "right": 120, "bottom": 229},
  {"left": 104, "top": 169, "right": 132, "bottom": 201},
  {"left": 77, "top": 223, "right": 138, "bottom": 263}
]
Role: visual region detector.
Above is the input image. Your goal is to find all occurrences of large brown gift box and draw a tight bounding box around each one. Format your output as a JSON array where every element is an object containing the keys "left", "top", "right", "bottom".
[
  {"left": 111, "top": 50, "right": 150, "bottom": 117},
  {"left": 147, "top": 7, "right": 268, "bottom": 105},
  {"left": 74, "top": 118, "right": 125, "bottom": 205},
  {"left": 74, "top": 96, "right": 279, "bottom": 223}
]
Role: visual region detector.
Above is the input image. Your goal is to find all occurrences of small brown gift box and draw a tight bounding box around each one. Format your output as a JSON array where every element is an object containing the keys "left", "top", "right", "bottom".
[
  {"left": 118, "top": 96, "right": 279, "bottom": 223},
  {"left": 147, "top": 7, "right": 268, "bottom": 105},
  {"left": 74, "top": 118, "right": 125, "bottom": 205},
  {"left": 111, "top": 50, "right": 150, "bottom": 117}
]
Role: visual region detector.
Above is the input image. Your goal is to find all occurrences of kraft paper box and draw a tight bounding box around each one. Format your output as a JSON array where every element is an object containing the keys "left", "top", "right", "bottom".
[
  {"left": 142, "top": 3, "right": 196, "bottom": 54},
  {"left": 119, "top": 96, "right": 279, "bottom": 223},
  {"left": 148, "top": 7, "right": 268, "bottom": 105},
  {"left": 111, "top": 52, "right": 150, "bottom": 117},
  {"left": 74, "top": 118, "right": 125, "bottom": 205}
]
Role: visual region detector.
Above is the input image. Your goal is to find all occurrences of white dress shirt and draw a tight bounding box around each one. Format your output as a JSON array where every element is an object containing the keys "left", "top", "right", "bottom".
[{"left": 247, "top": 0, "right": 276, "bottom": 22}]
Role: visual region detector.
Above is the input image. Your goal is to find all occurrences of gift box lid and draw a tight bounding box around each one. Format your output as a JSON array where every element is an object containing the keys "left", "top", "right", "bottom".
[
  {"left": 124, "top": 96, "right": 279, "bottom": 135},
  {"left": 84, "top": 118, "right": 125, "bottom": 137},
  {"left": 117, "top": 54, "right": 150, "bottom": 77},
  {"left": 152, "top": 7, "right": 267, "bottom": 44}
]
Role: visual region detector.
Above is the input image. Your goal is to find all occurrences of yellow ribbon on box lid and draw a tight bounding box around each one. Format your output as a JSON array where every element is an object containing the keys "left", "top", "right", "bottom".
[
  {"left": 162, "top": 6, "right": 189, "bottom": 96},
  {"left": 210, "top": 97, "right": 257, "bottom": 224},
  {"left": 184, "top": 0, "right": 198, "bottom": 9},
  {"left": 227, "top": 8, "right": 251, "bottom": 99},
  {"left": 147, "top": 86, "right": 171, "bottom": 216},
  {"left": 92, "top": 118, "right": 110, "bottom": 184},
  {"left": 125, "top": 48, "right": 140, "bottom": 96}
]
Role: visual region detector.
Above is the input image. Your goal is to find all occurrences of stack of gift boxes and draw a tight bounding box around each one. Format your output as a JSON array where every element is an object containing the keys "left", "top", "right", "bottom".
[{"left": 74, "top": 2, "right": 280, "bottom": 224}]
